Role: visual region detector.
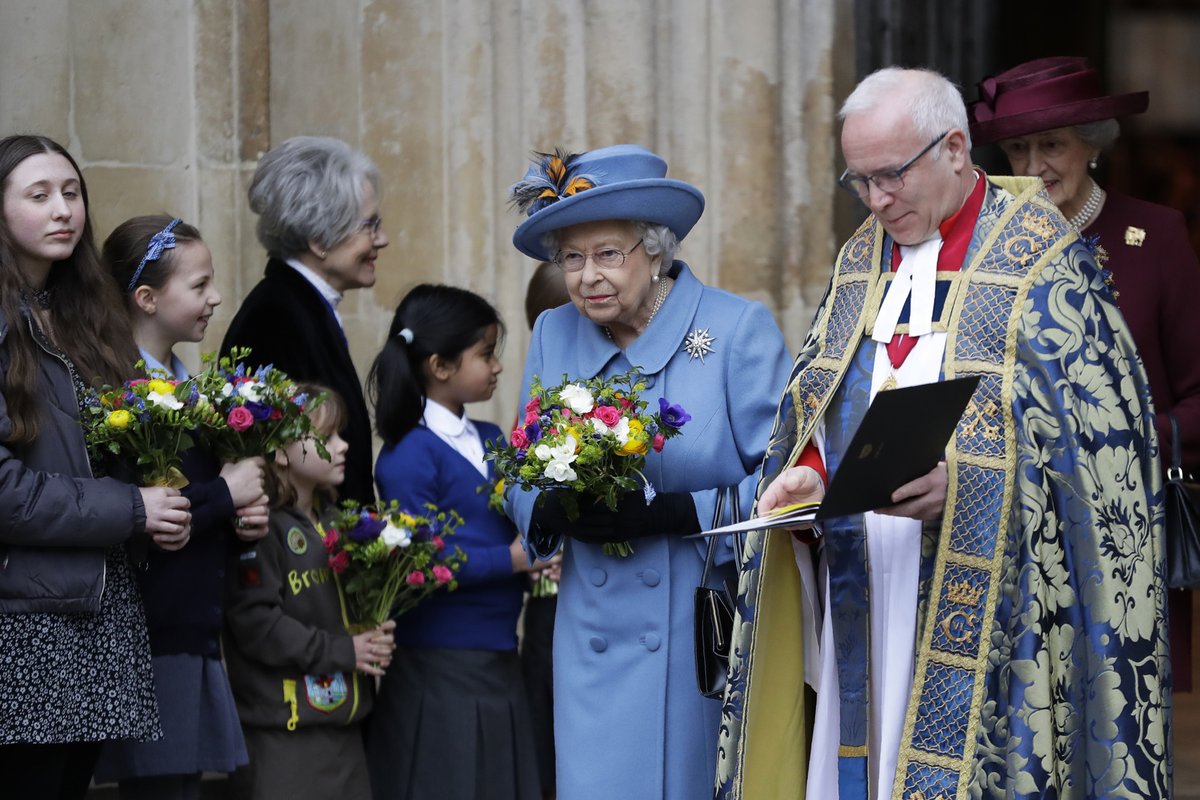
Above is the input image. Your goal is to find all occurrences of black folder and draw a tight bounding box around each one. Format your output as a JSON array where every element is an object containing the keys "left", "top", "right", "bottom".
[{"left": 814, "top": 375, "right": 981, "bottom": 520}]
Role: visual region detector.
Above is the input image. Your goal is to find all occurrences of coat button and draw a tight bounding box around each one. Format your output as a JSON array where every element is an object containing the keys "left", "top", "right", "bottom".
[
  {"left": 589, "top": 636, "right": 608, "bottom": 653},
  {"left": 590, "top": 568, "right": 607, "bottom": 586},
  {"left": 641, "top": 568, "right": 661, "bottom": 587},
  {"left": 641, "top": 633, "right": 661, "bottom": 652}
]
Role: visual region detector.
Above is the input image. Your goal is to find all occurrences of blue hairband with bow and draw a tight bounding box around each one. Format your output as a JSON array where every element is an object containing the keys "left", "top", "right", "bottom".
[{"left": 126, "top": 218, "right": 183, "bottom": 292}]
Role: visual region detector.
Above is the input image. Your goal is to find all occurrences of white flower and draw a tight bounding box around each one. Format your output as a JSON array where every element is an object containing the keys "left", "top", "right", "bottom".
[
  {"left": 589, "top": 417, "right": 610, "bottom": 435},
  {"left": 611, "top": 417, "right": 630, "bottom": 445},
  {"left": 557, "top": 384, "right": 594, "bottom": 414},
  {"left": 147, "top": 390, "right": 183, "bottom": 410},
  {"left": 544, "top": 459, "right": 578, "bottom": 482},
  {"left": 534, "top": 443, "right": 554, "bottom": 462},
  {"left": 237, "top": 381, "right": 264, "bottom": 402},
  {"left": 381, "top": 524, "right": 412, "bottom": 550},
  {"left": 221, "top": 382, "right": 235, "bottom": 397},
  {"left": 550, "top": 435, "right": 578, "bottom": 463}
]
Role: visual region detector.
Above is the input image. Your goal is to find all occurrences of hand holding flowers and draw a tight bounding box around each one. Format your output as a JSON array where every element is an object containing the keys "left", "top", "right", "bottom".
[
  {"left": 486, "top": 369, "right": 691, "bottom": 556},
  {"left": 320, "top": 500, "right": 467, "bottom": 627}
]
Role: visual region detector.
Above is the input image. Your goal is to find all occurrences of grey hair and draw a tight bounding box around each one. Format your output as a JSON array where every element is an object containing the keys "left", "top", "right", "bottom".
[
  {"left": 1074, "top": 119, "right": 1120, "bottom": 151},
  {"left": 248, "top": 136, "right": 381, "bottom": 258},
  {"left": 538, "top": 221, "right": 680, "bottom": 276},
  {"left": 839, "top": 67, "right": 972, "bottom": 156}
]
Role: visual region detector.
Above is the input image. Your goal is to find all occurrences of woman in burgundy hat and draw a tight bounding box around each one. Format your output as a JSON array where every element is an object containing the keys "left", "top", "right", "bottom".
[{"left": 971, "top": 55, "right": 1200, "bottom": 692}]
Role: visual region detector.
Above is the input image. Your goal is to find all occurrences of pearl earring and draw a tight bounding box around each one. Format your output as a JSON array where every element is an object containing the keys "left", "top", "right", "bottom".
[
  {"left": 1088, "top": 158, "right": 1098, "bottom": 170},
  {"left": 651, "top": 273, "right": 660, "bottom": 283},
  {"left": 319, "top": 250, "right": 328, "bottom": 259}
]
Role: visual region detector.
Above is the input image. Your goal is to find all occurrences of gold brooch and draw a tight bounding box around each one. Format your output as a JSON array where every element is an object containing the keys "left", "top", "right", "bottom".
[{"left": 1124, "top": 226, "right": 1146, "bottom": 247}]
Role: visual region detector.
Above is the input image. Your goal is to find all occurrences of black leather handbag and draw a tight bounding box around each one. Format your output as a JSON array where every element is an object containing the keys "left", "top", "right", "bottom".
[
  {"left": 1165, "top": 414, "right": 1200, "bottom": 590},
  {"left": 694, "top": 485, "right": 742, "bottom": 699}
]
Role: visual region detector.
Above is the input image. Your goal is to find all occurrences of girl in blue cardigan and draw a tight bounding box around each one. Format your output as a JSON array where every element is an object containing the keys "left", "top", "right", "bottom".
[{"left": 364, "top": 284, "right": 545, "bottom": 800}]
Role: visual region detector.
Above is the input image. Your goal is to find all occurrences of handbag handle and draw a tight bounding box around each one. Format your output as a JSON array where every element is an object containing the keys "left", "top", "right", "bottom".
[
  {"left": 701, "top": 484, "right": 743, "bottom": 587},
  {"left": 1169, "top": 413, "right": 1184, "bottom": 482}
]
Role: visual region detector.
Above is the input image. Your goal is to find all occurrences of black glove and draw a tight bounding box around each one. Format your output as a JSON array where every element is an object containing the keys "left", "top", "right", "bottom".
[{"left": 531, "top": 490, "right": 699, "bottom": 545}]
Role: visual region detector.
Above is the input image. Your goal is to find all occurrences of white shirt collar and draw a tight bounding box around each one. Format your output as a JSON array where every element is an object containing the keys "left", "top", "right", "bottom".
[
  {"left": 285, "top": 257, "right": 344, "bottom": 315},
  {"left": 422, "top": 398, "right": 471, "bottom": 438},
  {"left": 422, "top": 399, "right": 487, "bottom": 477}
]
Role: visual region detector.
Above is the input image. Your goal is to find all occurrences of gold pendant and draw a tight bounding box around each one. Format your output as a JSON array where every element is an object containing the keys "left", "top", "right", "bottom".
[{"left": 880, "top": 374, "right": 898, "bottom": 391}]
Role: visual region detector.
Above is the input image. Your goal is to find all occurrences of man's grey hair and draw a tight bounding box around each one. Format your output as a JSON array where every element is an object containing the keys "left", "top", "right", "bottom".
[{"left": 839, "top": 67, "right": 973, "bottom": 156}]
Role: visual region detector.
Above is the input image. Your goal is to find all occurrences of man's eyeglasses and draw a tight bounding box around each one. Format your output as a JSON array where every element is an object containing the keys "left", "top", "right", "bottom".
[
  {"left": 553, "top": 239, "right": 644, "bottom": 272},
  {"left": 359, "top": 215, "right": 383, "bottom": 236},
  {"left": 837, "top": 131, "right": 949, "bottom": 199}
]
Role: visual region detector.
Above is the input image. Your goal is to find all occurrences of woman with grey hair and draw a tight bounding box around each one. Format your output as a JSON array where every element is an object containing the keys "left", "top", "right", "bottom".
[
  {"left": 221, "top": 135, "right": 388, "bottom": 504},
  {"left": 971, "top": 56, "right": 1200, "bottom": 693},
  {"left": 505, "top": 144, "right": 792, "bottom": 799}
]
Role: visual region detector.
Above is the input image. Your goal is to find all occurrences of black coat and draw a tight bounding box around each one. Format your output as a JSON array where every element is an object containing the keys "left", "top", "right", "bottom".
[
  {"left": 0, "top": 308, "right": 144, "bottom": 614},
  {"left": 220, "top": 259, "right": 375, "bottom": 504}
]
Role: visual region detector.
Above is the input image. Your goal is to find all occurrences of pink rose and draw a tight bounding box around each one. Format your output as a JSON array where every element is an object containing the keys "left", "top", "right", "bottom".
[
  {"left": 329, "top": 551, "right": 349, "bottom": 574},
  {"left": 524, "top": 410, "right": 540, "bottom": 426},
  {"left": 510, "top": 427, "right": 530, "bottom": 449},
  {"left": 593, "top": 405, "right": 621, "bottom": 427},
  {"left": 227, "top": 406, "right": 254, "bottom": 432},
  {"left": 406, "top": 570, "right": 426, "bottom": 586},
  {"left": 432, "top": 535, "right": 445, "bottom": 552},
  {"left": 432, "top": 565, "right": 453, "bottom": 585},
  {"left": 322, "top": 529, "right": 340, "bottom": 553},
  {"left": 652, "top": 433, "right": 665, "bottom": 453},
  {"left": 524, "top": 397, "right": 541, "bottom": 415}
]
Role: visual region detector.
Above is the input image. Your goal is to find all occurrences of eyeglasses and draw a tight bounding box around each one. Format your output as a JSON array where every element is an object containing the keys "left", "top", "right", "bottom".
[
  {"left": 838, "top": 131, "right": 950, "bottom": 199},
  {"left": 553, "top": 239, "right": 643, "bottom": 272},
  {"left": 358, "top": 215, "right": 383, "bottom": 236}
]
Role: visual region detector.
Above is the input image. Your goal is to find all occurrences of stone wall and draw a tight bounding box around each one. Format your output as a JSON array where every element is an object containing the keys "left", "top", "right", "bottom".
[{"left": 1, "top": 0, "right": 840, "bottom": 428}]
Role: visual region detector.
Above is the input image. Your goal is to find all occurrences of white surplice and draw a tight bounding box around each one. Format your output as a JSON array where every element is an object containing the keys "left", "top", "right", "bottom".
[{"left": 795, "top": 234, "right": 947, "bottom": 799}]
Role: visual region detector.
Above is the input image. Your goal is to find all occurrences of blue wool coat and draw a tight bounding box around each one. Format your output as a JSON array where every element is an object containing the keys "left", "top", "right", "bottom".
[{"left": 509, "top": 263, "right": 792, "bottom": 800}]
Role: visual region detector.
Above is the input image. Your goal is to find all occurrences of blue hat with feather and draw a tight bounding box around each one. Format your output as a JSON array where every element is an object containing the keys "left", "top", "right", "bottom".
[{"left": 509, "top": 144, "right": 705, "bottom": 262}]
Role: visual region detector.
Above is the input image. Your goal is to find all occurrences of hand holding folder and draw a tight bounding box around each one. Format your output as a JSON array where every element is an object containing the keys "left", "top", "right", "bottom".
[{"left": 690, "top": 376, "right": 981, "bottom": 538}]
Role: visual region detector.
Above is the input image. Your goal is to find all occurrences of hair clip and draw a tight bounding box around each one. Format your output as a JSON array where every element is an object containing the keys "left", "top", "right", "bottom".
[
  {"left": 126, "top": 218, "right": 183, "bottom": 292},
  {"left": 397, "top": 328, "right": 414, "bottom": 344}
]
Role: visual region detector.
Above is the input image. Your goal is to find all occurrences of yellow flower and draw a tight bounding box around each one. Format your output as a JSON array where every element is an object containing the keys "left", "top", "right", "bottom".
[
  {"left": 493, "top": 478, "right": 505, "bottom": 495},
  {"left": 619, "top": 438, "right": 649, "bottom": 456},
  {"left": 628, "top": 419, "right": 645, "bottom": 435},
  {"left": 106, "top": 409, "right": 133, "bottom": 429},
  {"left": 397, "top": 512, "right": 417, "bottom": 528},
  {"left": 146, "top": 379, "right": 175, "bottom": 396}
]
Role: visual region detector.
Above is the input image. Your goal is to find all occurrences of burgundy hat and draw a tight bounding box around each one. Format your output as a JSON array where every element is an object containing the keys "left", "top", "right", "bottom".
[{"left": 969, "top": 56, "right": 1148, "bottom": 145}]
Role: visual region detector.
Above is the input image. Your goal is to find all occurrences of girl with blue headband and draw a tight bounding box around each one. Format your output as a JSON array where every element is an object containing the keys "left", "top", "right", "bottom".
[{"left": 93, "top": 214, "right": 271, "bottom": 799}]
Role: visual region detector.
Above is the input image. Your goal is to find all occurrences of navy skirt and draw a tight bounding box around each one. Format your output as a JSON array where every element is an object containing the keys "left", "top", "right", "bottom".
[{"left": 366, "top": 647, "right": 541, "bottom": 800}]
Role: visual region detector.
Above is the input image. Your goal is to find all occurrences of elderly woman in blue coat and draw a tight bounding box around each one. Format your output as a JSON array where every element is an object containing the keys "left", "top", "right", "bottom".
[{"left": 506, "top": 144, "right": 792, "bottom": 800}]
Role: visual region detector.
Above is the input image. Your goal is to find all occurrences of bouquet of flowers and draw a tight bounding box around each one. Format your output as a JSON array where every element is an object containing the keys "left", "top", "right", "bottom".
[
  {"left": 81, "top": 366, "right": 207, "bottom": 488},
  {"left": 320, "top": 500, "right": 468, "bottom": 628},
  {"left": 486, "top": 369, "right": 691, "bottom": 557},
  {"left": 193, "top": 347, "right": 325, "bottom": 461}
]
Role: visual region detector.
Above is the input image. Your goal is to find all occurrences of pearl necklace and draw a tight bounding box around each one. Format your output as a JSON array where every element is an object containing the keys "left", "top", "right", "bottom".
[
  {"left": 603, "top": 276, "right": 669, "bottom": 342},
  {"left": 1067, "top": 179, "right": 1103, "bottom": 231}
]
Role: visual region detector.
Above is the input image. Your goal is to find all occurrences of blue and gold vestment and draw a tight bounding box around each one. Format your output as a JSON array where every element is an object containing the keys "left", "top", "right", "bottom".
[{"left": 716, "top": 177, "right": 1170, "bottom": 800}]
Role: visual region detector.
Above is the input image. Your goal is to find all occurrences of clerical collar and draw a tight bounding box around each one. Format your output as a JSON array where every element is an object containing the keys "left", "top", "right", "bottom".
[{"left": 285, "top": 258, "right": 343, "bottom": 313}]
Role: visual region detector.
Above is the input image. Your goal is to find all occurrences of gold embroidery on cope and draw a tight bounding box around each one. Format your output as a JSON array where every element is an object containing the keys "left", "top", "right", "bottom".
[{"left": 959, "top": 398, "right": 1001, "bottom": 441}]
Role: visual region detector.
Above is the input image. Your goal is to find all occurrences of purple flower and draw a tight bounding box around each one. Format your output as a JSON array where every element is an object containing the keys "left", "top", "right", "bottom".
[
  {"left": 348, "top": 513, "right": 386, "bottom": 542},
  {"left": 245, "top": 400, "right": 273, "bottom": 421},
  {"left": 412, "top": 524, "right": 434, "bottom": 543},
  {"left": 658, "top": 397, "right": 692, "bottom": 429},
  {"left": 525, "top": 420, "right": 542, "bottom": 443}
]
